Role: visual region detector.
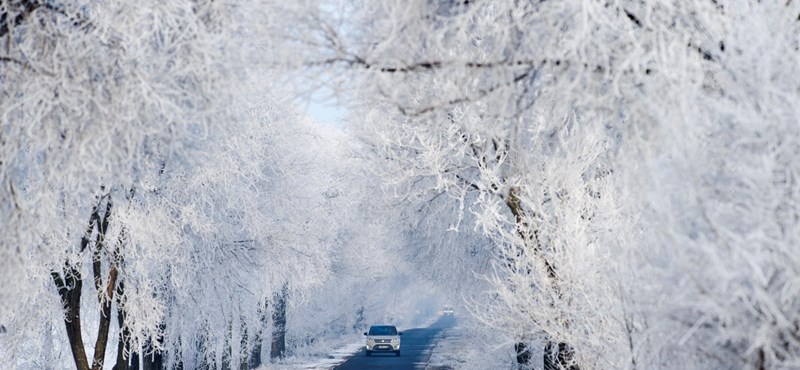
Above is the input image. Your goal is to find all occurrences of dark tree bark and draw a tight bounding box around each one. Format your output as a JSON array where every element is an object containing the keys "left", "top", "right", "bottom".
[
  {"left": 129, "top": 346, "right": 164, "bottom": 370},
  {"left": 51, "top": 201, "right": 102, "bottom": 370},
  {"left": 112, "top": 281, "right": 132, "bottom": 370},
  {"left": 90, "top": 198, "right": 119, "bottom": 370},
  {"left": 127, "top": 325, "right": 165, "bottom": 370},
  {"left": 51, "top": 262, "right": 90, "bottom": 370},
  {"left": 248, "top": 299, "right": 269, "bottom": 369},
  {"left": 248, "top": 334, "right": 263, "bottom": 369},
  {"left": 515, "top": 342, "right": 531, "bottom": 368},
  {"left": 51, "top": 194, "right": 126, "bottom": 370},
  {"left": 353, "top": 306, "right": 365, "bottom": 332},
  {"left": 506, "top": 187, "right": 579, "bottom": 370},
  {"left": 270, "top": 284, "right": 288, "bottom": 360}
]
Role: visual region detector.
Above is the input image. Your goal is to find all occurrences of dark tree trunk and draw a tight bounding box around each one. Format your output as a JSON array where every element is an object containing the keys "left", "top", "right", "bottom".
[
  {"left": 506, "top": 187, "right": 580, "bottom": 370},
  {"left": 515, "top": 342, "right": 531, "bottom": 369},
  {"left": 353, "top": 306, "right": 365, "bottom": 332},
  {"left": 111, "top": 287, "right": 164, "bottom": 370},
  {"left": 90, "top": 199, "right": 119, "bottom": 370},
  {"left": 91, "top": 268, "right": 118, "bottom": 370},
  {"left": 52, "top": 264, "right": 90, "bottom": 370},
  {"left": 248, "top": 299, "right": 269, "bottom": 369},
  {"left": 248, "top": 337, "right": 262, "bottom": 369},
  {"left": 51, "top": 204, "right": 101, "bottom": 370},
  {"left": 756, "top": 347, "right": 766, "bottom": 370},
  {"left": 52, "top": 196, "right": 124, "bottom": 370},
  {"left": 270, "top": 284, "right": 288, "bottom": 360},
  {"left": 128, "top": 340, "right": 164, "bottom": 370},
  {"left": 113, "top": 281, "right": 131, "bottom": 370}
]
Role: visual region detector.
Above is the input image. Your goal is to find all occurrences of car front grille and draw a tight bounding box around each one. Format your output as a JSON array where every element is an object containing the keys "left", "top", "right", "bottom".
[{"left": 375, "top": 339, "right": 391, "bottom": 343}]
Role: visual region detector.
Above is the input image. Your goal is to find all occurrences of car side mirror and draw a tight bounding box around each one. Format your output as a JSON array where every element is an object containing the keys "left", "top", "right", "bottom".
[
  {"left": 363, "top": 332, "right": 368, "bottom": 336},
  {"left": 399, "top": 332, "right": 403, "bottom": 336}
]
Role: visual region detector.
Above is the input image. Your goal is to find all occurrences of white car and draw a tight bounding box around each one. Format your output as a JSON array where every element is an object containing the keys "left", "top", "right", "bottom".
[
  {"left": 364, "top": 325, "right": 402, "bottom": 356},
  {"left": 442, "top": 306, "right": 454, "bottom": 316}
]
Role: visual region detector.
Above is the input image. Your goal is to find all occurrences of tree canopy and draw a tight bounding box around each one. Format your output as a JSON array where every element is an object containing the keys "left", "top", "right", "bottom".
[{"left": 2, "top": 1, "right": 800, "bottom": 369}]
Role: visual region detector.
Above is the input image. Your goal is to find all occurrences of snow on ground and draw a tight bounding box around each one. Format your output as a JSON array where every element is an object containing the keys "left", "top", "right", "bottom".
[
  {"left": 260, "top": 342, "right": 363, "bottom": 370},
  {"left": 424, "top": 316, "right": 538, "bottom": 370}
]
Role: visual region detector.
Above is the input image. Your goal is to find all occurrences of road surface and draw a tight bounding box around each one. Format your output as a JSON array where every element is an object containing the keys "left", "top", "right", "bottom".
[{"left": 335, "top": 315, "right": 457, "bottom": 370}]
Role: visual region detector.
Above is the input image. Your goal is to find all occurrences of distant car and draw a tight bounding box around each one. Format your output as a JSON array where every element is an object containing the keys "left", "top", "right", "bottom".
[
  {"left": 364, "top": 325, "right": 402, "bottom": 357},
  {"left": 442, "top": 306, "right": 454, "bottom": 316}
]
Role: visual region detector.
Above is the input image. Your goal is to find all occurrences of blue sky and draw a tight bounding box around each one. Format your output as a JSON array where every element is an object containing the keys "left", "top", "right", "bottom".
[{"left": 303, "top": 87, "right": 347, "bottom": 126}]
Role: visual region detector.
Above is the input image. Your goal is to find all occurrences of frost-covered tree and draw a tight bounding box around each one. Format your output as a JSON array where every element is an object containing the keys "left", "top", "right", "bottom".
[
  {"left": 0, "top": 1, "right": 287, "bottom": 369},
  {"left": 275, "top": 0, "right": 800, "bottom": 369},
  {"left": 130, "top": 94, "right": 342, "bottom": 369}
]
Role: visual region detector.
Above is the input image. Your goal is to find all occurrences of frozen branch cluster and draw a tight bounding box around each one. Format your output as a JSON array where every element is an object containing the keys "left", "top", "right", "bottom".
[{"left": 1, "top": 0, "right": 241, "bottom": 300}]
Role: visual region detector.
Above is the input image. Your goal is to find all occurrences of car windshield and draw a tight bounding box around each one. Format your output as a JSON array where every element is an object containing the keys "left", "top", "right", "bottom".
[{"left": 368, "top": 326, "right": 398, "bottom": 336}]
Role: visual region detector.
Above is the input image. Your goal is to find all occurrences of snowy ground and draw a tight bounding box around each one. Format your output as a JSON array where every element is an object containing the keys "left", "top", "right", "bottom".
[
  {"left": 257, "top": 340, "right": 364, "bottom": 370},
  {"left": 423, "top": 316, "right": 525, "bottom": 370}
]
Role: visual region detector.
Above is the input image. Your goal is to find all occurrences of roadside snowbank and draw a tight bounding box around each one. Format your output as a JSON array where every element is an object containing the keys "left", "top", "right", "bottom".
[{"left": 424, "top": 317, "right": 530, "bottom": 370}]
